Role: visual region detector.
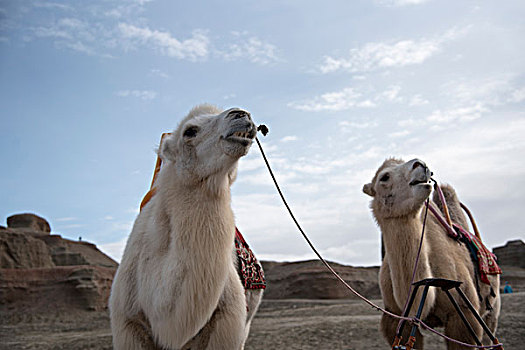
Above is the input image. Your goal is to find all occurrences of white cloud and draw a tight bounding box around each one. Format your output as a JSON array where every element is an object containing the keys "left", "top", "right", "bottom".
[
  {"left": 376, "top": 0, "right": 431, "bottom": 7},
  {"left": 281, "top": 136, "right": 298, "bottom": 142},
  {"left": 56, "top": 217, "right": 78, "bottom": 222},
  {"left": 426, "top": 103, "right": 487, "bottom": 124},
  {"left": 21, "top": 6, "right": 281, "bottom": 65},
  {"left": 103, "top": 0, "right": 152, "bottom": 19},
  {"left": 223, "top": 93, "right": 237, "bottom": 100},
  {"left": 63, "top": 40, "right": 99, "bottom": 56},
  {"left": 34, "top": 25, "right": 72, "bottom": 40},
  {"left": 118, "top": 23, "right": 209, "bottom": 61},
  {"left": 56, "top": 224, "right": 83, "bottom": 229},
  {"left": 217, "top": 32, "right": 279, "bottom": 65},
  {"left": 379, "top": 85, "right": 403, "bottom": 102},
  {"left": 397, "top": 118, "right": 426, "bottom": 128},
  {"left": 31, "top": 17, "right": 113, "bottom": 57},
  {"left": 420, "top": 117, "right": 525, "bottom": 201},
  {"left": 289, "top": 84, "right": 419, "bottom": 112},
  {"left": 357, "top": 100, "right": 377, "bottom": 108},
  {"left": 388, "top": 130, "right": 410, "bottom": 138},
  {"left": 339, "top": 121, "right": 378, "bottom": 133},
  {"left": 445, "top": 77, "right": 513, "bottom": 106},
  {"left": 320, "top": 39, "right": 440, "bottom": 74},
  {"left": 320, "top": 240, "right": 380, "bottom": 265},
  {"left": 117, "top": 89, "right": 158, "bottom": 100},
  {"left": 150, "top": 68, "right": 170, "bottom": 79},
  {"left": 508, "top": 87, "right": 525, "bottom": 103},
  {"left": 33, "top": 2, "right": 73, "bottom": 11},
  {"left": 409, "top": 94, "right": 429, "bottom": 106},
  {"left": 319, "top": 27, "right": 467, "bottom": 74},
  {"left": 288, "top": 87, "right": 368, "bottom": 112}
]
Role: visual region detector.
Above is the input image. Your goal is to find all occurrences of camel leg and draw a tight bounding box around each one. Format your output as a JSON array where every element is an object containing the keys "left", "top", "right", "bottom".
[
  {"left": 182, "top": 289, "right": 263, "bottom": 350},
  {"left": 444, "top": 313, "right": 483, "bottom": 350},
  {"left": 205, "top": 269, "right": 248, "bottom": 350},
  {"left": 481, "top": 296, "right": 501, "bottom": 345},
  {"left": 112, "top": 312, "right": 160, "bottom": 350},
  {"left": 380, "top": 313, "right": 398, "bottom": 345},
  {"left": 381, "top": 313, "right": 425, "bottom": 350},
  {"left": 379, "top": 259, "right": 425, "bottom": 349},
  {"left": 243, "top": 289, "right": 263, "bottom": 344}
]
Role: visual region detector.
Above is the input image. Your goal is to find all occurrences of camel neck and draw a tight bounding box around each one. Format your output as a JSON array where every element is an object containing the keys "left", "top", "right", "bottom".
[
  {"left": 156, "top": 169, "right": 235, "bottom": 257},
  {"left": 380, "top": 214, "right": 429, "bottom": 278},
  {"left": 381, "top": 215, "right": 423, "bottom": 244}
]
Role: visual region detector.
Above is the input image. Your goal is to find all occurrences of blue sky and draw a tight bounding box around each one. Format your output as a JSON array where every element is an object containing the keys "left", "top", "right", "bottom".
[{"left": 1, "top": 0, "right": 524, "bottom": 265}]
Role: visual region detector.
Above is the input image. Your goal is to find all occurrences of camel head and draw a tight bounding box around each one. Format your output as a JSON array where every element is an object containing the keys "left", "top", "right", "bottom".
[
  {"left": 160, "top": 104, "right": 257, "bottom": 188},
  {"left": 363, "top": 158, "right": 432, "bottom": 219}
]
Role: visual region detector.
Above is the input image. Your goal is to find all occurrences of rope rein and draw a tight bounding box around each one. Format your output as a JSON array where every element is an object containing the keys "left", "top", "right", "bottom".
[
  {"left": 395, "top": 197, "right": 430, "bottom": 335},
  {"left": 254, "top": 135, "right": 503, "bottom": 349}
]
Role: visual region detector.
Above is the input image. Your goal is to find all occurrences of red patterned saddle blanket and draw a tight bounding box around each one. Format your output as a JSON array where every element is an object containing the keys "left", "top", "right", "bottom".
[
  {"left": 454, "top": 224, "right": 501, "bottom": 285},
  {"left": 234, "top": 228, "right": 266, "bottom": 290}
]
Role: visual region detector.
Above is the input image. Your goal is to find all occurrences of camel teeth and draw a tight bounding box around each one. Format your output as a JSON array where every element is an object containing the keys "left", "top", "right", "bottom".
[{"left": 233, "top": 131, "right": 249, "bottom": 138}]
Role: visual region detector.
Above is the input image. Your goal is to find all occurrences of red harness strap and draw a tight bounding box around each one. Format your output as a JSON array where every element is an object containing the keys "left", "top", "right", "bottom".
[{"left": 426, "top": 185, "right": 501, "bottom": 285}]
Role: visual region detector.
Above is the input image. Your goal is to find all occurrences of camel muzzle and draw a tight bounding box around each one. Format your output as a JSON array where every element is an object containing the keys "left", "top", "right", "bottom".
[{"left": 408, "top": 159, "right": 432, "bottom": 186}]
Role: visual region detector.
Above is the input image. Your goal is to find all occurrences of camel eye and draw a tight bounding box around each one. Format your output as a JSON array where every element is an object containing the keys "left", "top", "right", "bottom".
[
  {"left": 380, "top": 173, "right": 390, "bottom": 182},
  {"left": 183, "top": 126, "right": 199, "bottom": 138}
]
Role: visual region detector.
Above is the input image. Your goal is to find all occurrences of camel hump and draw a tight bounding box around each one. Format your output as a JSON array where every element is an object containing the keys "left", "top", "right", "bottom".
[{"left": 432, "top": 184, "right": 469, "bottom": 228}]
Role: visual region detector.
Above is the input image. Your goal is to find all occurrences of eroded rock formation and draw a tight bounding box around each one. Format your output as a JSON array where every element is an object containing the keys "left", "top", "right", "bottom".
[{"left": 0, "top": 213, "right": 117, "bottom": 312}]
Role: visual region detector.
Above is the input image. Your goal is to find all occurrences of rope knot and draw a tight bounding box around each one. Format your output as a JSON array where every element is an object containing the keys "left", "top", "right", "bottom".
[{"left": 257, "top": 124, "right": 269, "bottom": 136}]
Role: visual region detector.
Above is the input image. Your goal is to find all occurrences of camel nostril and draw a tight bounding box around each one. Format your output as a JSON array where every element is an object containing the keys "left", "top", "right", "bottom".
[
  {"left": 412, "top": 161, "right": 425, "bottom": 170},
  {"left": 229, "top": 110, "right": 249, "bottom": 120}
]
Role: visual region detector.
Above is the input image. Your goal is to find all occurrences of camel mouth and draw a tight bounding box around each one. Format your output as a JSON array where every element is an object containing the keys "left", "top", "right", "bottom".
[
  {"left": 409, "top": 179, "right": 430, "bottom": 186},
  {"left": 224, "top": 128, "right": 257, "bottom": 146}
]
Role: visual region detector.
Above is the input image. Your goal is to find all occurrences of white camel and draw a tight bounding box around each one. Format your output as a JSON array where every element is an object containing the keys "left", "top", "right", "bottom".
[
  {"left": 363, "top": 158, "right": 501, "bottom": 349},
  {"left": 110, "top": 105, "right": 264, "bottom": 350}
]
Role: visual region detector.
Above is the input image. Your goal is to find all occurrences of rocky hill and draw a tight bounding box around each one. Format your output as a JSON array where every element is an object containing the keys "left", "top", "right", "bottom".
[
  {"left": 261, "top": 260, "right": 380, "bottom": 300},
  {"left": 493, "top": 239, "right": 525, "bottom": 291},
  {"left": 1, "top": 213, "right": 117, "bottom": 312},
  {"left": 493, "top": 239, "right": 525, "bottom": 268}
]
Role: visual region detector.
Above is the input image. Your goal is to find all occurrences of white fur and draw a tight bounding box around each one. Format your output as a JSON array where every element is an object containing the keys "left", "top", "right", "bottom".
[{"left": 110, "top": 105, "right": 263, "bottom": 350}]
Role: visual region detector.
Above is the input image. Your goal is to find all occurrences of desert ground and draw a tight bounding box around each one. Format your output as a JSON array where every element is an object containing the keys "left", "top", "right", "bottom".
[{"left": 1, "top": 292, "right": 523, "bottom": 350}]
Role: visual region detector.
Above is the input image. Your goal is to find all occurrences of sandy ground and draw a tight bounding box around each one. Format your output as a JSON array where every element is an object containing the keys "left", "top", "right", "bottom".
[
  {"left": 1, "top": 293, "right": 523, "bottom": 349},
  {"left": 245, "top": 293, "right": 523, "bottom": 349}
]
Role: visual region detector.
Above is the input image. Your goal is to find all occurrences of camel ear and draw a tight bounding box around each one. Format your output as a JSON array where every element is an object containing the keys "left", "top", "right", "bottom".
[
  {"left": 159, "top": 134, "right": 177, "bottom": 162},
  {"left": 363, "top": 183, "right": 375, "bottom": 197}
]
